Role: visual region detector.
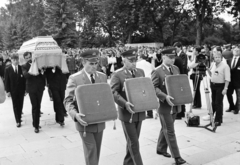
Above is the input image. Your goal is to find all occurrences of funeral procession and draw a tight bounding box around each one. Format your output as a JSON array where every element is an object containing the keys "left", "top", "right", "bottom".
[{"left": 0, "top": 0, "right": 239, "bottom": 165}]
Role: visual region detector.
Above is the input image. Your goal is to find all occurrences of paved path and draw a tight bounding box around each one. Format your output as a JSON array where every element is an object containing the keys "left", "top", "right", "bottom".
[{"left": 0, "top": 82, "right": 240, "bottom": 165}]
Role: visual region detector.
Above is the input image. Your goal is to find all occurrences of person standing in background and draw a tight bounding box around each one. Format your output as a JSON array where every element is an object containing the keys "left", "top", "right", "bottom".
[
  {"left": 136, "top": 53, "right": 155, "bottom": 118},
  {"left": 5, "top": 53, "right": 26, "bottom": 127},
  {"left": 173, "top": 42, "right": 188, "bottom": 119}
]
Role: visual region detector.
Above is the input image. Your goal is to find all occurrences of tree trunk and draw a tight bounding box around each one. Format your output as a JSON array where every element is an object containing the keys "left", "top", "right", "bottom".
[
  {"left": 127, "top": 32, "right": 132, "bottom": 43},
  {"left": 196, "top": 18, "right": 202, "bottom": 46}
]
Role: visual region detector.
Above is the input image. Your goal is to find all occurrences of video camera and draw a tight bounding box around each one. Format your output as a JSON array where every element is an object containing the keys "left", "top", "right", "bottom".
[{"left": 195, "top": 53, "right": 209, "bottom": 75}]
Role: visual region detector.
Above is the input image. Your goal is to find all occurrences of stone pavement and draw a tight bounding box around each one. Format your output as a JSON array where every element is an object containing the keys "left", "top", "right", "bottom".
[{"left": 0, "top": 83, "right": 240, "bottom": 165}]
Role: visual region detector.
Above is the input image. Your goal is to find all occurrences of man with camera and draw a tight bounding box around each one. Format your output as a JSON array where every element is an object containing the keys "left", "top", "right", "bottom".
[
  {"left": 206, "top": 52, "right": 230, "bottom": 126},
  {"left": 188, "top": 46, "right": 205, "bottom": 109}
]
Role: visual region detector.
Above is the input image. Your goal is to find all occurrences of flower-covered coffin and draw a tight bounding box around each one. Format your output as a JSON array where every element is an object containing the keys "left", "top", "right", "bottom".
[{"left": 18, "top": 36, "right": 69, "bottom": 75}]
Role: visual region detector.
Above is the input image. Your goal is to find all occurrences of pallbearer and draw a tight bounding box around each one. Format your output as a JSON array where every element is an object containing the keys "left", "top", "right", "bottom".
[
  {"left": 64, "top": 50, "right": 107, "bottom": 165},
  {"left": 110, "top": 49, "right": 145, "bottom": 165},
  {"left": 151, "top": 48, "right": 186, "bottom": 165}
]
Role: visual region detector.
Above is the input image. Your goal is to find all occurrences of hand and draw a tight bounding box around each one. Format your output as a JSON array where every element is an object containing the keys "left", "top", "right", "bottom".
[
  {"left": 165, "top": 95, "right": 174, "bottom": 106},
  {"left": 222, "top": 89, "right": 227, "bottom": 95},
  {"left": 102, "top": 66, "right": 106, "bottom": 73},
  {"left": 7, "top": 92, "right": 11, "bottom": 97},
  {"left": 75, "top": 113, "right": 88, "bottom": 126},
  {"left": 125, "top": 102, "right": 135, "bottom": 114}
]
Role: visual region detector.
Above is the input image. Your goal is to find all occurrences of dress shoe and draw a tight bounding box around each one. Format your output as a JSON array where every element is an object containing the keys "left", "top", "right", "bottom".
[
  {"left": 156, "top": 151, "right": 171, "bottom": 158},
  {"left": 215, "top": 122, "right": 221, "bottom": 126},
  {"left": 225, "top": 109, "right": 232, "bottom": 112},
  {"left": 175, "top": 116, "right": 182, "bottom": 120},
  {"left": 233, "top": 110, "right": 239, "bottom": 114},
  {"left": 175, "top": 157, "right": 186, "bottom": 165},
  {"left": 146, "top": 115, "right": 153, "bottom": 119},
  {"left": 57, "top": 121, "right": 65, "bottom": 126},
  {"left": 193, "top": 105, "right": 201, "bottom": 109},
  {"left": 16, "top": 123, "right": 21, "bottom": 128},
  {"left": 34, "top": 128, "right": 39, "bottom": 133}
]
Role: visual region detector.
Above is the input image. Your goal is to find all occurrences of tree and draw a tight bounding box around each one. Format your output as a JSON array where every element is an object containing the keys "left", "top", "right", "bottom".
[{"left": 44, "top": 0, "right": 78, "bottom": 48}]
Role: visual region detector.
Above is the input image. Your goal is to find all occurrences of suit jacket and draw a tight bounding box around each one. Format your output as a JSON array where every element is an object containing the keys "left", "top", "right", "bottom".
[
  {"left": 21, "top": 62, "right": 45, "bottom": 93},
  {"left": 174, "top": 51, "right": 188, "bottom": 75},
  {"left": 151, "top": 64, "right": 181, "bottom": 114},
  {"left": 227, "top": 57, "right": 240, "bottom": 88},
  {"left": 4, "top": 65, "right": 25, "bottom": 94},
  {"left": 110, "top": 67, "right": 146, "bottom": 122},
  {"left": 64, "top": 69, "right": 107, "bottom": 132},
  {"left": 45, "top": 67, "right": 67, "bottom": 91}
]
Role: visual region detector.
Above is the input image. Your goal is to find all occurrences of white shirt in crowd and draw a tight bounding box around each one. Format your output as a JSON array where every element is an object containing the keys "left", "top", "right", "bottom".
[{"left": 136, "top": 59, "right": 155, "bottom": 78}]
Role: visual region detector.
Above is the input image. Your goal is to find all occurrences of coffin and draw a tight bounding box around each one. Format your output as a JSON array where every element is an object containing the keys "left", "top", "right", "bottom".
[
  {"left": 17, "top": 36, "right": 68, "bottom": 75},
  {"left": 75, "top": 83, "right": 118, "bottom": 124}
]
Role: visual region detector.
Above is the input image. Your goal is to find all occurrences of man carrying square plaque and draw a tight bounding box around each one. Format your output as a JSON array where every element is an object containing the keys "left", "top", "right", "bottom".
[
  {"left": 110, "top": 49, "right": 145, "bottom": 165},
  {"left": 151, "top": 48, "right": 186, "bottom": 165},
  {"left": 64, "top": 50, "right": 107, "bottom": 165}
]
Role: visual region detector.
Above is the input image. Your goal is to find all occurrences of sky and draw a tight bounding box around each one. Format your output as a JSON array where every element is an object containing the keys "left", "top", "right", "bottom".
[{"left": 0, "top": 0, "right": 235, "bottom": 23}]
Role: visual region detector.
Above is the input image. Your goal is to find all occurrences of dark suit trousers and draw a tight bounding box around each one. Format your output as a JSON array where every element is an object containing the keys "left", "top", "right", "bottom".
[
  {"left": 79, "top": 131, "right": 103, "bottom": 165},
  {"left": 227, "top": 84, "right": 240, "bottom": 111},
  {"left": 29, "top": 91, "right": 44, "bottom": 128},
  {"left": 157, "top": 113, "right": 180, "bottom": 158},
  {"left": 122, "top": 121, "right": 143, "bottom": 165},
  {"left": 51, "top": 89, "right": 65, "bottom": 122},
  {"left": 192, "top": 75, "right": 202, "bottom": 107},
  {"left": 11, "top": 92, "right": 24, "bottom": 123},
  {"left": 211, "top": 83, "right": 224, "bottom": 123}
]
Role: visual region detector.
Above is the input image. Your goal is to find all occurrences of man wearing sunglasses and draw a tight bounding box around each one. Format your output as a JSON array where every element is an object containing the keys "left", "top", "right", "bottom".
[
  {"left": 111, "top": 49, "right": 145, "bottom": 165},
  {"left": 151, "top": 48, "right": 186, "bottom": 165},
  {"left": 64, "top": 50, "right": 107, "bottom": 165}
]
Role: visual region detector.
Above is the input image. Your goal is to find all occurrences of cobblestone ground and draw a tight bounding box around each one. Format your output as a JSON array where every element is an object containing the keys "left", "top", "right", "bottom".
[{"left": 0, "top": 81, "right": 240, "bottom": 165}]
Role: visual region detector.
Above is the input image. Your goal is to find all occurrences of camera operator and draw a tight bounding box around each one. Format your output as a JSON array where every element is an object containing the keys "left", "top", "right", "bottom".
[
  {"left": 188, "top": 46, "right": 204, "bottom": 109},
  {"left": 206, "top": 52, "right": 230, "bottom": 126}
]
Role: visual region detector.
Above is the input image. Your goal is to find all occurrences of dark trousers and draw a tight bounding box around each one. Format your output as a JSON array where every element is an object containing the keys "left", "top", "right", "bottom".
[
  {"left": 192, "top": 74, "right": 202, "bottom": 107},
  {"left": 79, "top": 131, "right": 103, "bottom": 165},
  {"left": 227, "top": 84, "right": 240, "bottom": 112},
  {"left": 51, "top": 89, "right": 65, "bottom": 122},
  {"left": 177, "top": 105, "right": 185, "bottom": 118},
  {"left": 11, "top": 92, "right": 24, "bottom": 123},
  {"left": 122, "top": 121, "right": 143, "bottom": 165},
  {"left": 211, "top": 83, "right": 225, "bottom": 123},
  {"left": 29, "top": 90, "right": 44, "bottom": 128},
  {"left": 157, "top": 113, "right": 180, "bottom": 158}
]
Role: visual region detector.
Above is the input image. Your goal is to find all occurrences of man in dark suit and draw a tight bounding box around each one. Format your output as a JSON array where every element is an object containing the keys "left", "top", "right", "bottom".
[
  {"left": 173, "top": 42, "right": 188, "bottom": 119},
  {"left": 151, "top": 48, "right": 186, "bottom": 165},
  {"left": 22, "top": 52, "right": 45, "bottom": 133},
  {"left": 111, "top": 49, "right": 145, "bottom": 165},
  {"left": 226, "top": 47, "right": 240, "bottom": 114},
  {"left": 64, "top": 50, "right": 107, "bottom": 165},
  {"left": 5, "top": 53, "right": 26, "bottom": 127},
  {"left": 45, "top": 67, "right": 67, "bottom": 126}
]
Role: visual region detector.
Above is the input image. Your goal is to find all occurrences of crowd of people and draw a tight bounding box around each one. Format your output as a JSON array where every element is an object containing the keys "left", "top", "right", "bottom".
[{"left": 0, "top": 42, "right": 239, "bottom": 165}]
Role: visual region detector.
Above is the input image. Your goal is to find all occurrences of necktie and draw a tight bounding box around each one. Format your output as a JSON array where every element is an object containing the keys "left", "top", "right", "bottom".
[
  {"left": 15, "top": 66, "right": 18, "bottom": 74},
  {"left": 90, "top": 74, "right": 95, "bottom": 84},
  {"left": 130, "top": 70, "right": 135, "bottom": 78},
  {"left": 232, "top": 57, "right": 237, "bottom": 69},
  {"left": 169, "top": 67, "right": 173, "bottom": 75}
]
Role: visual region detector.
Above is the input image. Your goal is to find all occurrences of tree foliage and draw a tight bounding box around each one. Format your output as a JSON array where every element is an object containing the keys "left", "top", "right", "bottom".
[{"left": 0, "top": 0, "right": 239, "bottom": 50}]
